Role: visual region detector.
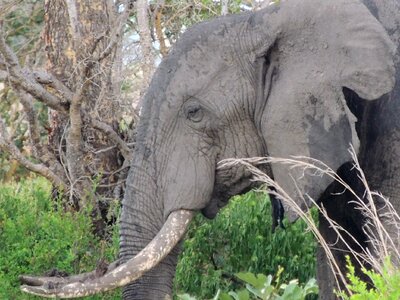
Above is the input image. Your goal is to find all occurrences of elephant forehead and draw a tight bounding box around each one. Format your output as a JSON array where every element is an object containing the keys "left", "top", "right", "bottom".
[{"left": 166, "top": 47, "right": 230, "bottom": 98}]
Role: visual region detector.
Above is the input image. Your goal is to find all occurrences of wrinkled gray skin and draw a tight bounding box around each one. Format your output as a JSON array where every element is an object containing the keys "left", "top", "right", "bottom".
[
  {"left": 120, "top": 0, "right": 397, "bottom": 299},
  {"left": 317, "top": 0, "right": 400, "bottom": 299}
]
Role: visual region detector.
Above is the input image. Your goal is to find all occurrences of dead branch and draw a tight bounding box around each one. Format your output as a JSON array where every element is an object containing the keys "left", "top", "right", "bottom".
[
  {"left": 0, "top": 29, "right": 68, "bottom": 113},
  {"left": 65, "top": 81, "right": 86, "bottom": 191},
  {"left": 32, "top": 70, "right": 74, "bottom": 101},
  {"left": 65, "top": 0, "right": 82, "bottom": 47},
  {"left": 0, "top": 70, "right": 7, "bottom": 80},
  {"left": 221, "top": 0, "right": 229, "bottom": 15},
  {"left": 0, "top": 116, "right": 68, "bottom": 190},
  {"left": 155, "top": 6, "right": 168, "bottom": 57},
  {"left": 137, "top": 0, "right": 155, "bottom": 97},
  {"left": 96, "top": 2, "right": 133, "bottom": 62},
  {"left": 0, "top": 57, "right": 6, "bottom": 69},
  {"left": 91, "top": 118, "right": 132, "bottom": 161},
  {"left": 16, "top": 87, "right": 67, "bottom": 181}
]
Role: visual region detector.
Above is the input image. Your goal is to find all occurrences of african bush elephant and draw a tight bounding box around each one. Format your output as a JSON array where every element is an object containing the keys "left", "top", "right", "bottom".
[
  {"left": 20, "top": 0, "right": 399, "bottom": 299},
  {"left": 317, "top": 0, "right": 400, "bottom": 298}
]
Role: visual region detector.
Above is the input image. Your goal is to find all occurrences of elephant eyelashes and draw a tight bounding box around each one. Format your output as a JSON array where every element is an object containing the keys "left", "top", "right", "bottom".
[{"left": 185, "top": 104, "right": 204, "bottom": 123}]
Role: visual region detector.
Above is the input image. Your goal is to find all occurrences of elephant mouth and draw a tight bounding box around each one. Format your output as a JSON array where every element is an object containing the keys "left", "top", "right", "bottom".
[
  {"left": 20, "top": 210, "right": 194, "bottom": 298},
  {"left": 202, "top": 162, "right": 263, "bottom": 219}
]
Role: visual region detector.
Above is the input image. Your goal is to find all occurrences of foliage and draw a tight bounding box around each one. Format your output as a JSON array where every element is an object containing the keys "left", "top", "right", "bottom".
[
  {"left": 178, "top": 268, "right": 318, "bottom": 300},
  {"left": 230, "top": 270, "right": 317, "bottom": 300},
  {"left": 0, "top": 0, "right": 46, "bottom": 181},
  {"left": 336, "top": 256, "right": 400, "bottom": 300},
  {"left": 161, "top": 0, "right": 244, "bottom": 42},
  {"left": 0, "top": 178, "right": 120, "bottom": 299},
  {"left": 174, "top": 191, "right": 317, "bottom": 299},
  {"left": 1, "top": 178, "right": 317, "bottom": 299},
  {"left": 2, "top": 0, "right": 44, "bottom": 53}
]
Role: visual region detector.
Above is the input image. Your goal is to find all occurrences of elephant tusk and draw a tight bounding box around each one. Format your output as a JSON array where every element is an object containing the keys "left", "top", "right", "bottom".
[
  {"left": 20, "top": 209, "right": 194, "bottom": 298},
  {"left": 19, "top": 259, "right": 121, "bottom": 286}
]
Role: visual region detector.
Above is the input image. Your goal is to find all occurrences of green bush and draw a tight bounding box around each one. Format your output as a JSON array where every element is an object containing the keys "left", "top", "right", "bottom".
[
  {"left": 1, "top": 179, "right": 317, "bottom": 299},
  {"left": 0, "top": 178, "right": 120, "bottom": 299},
  {"left": 178, "top": 268, "right": 318, "bottom": 300},
  {"left": 174, "top": 191, "right": 317, "bottom": 299},
  {"left": 336, "top": 256, "right": 400, "bottom": 300}
]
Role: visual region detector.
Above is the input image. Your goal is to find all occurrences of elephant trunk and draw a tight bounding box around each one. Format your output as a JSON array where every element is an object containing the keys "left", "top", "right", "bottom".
[
  {"left": 119, "top": 156, "right": 184, "bottom": 300},
  {"left": 20, "top": 153, "right": 194, "bottom": 298}
]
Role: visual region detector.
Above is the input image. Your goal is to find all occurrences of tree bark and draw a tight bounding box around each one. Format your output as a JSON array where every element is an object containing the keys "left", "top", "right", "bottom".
[
  {"left": 42, "top": 0, "right": 132, "bottom": 232},
  {"left": 137, "top": 0, "right": 155, "bottom": 100}
]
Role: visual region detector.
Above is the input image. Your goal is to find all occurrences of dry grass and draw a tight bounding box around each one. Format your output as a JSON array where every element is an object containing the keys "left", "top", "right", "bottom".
[{"left": 217, "top": 146, "right": 400, "bottom": 296}]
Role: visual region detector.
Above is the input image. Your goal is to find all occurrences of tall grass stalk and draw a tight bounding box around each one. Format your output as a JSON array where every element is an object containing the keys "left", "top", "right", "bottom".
[{"left": 218, "top": 146, "right": 400, "bottom": 296}]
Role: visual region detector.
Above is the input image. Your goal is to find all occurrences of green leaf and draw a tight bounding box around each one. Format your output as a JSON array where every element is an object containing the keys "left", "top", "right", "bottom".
[
  {"left": 227, "top": 289, "right": 249, "bottom": 300},
  {"left": 177, "top": 294, "right": 197, "bottom": 300},
  {"left": 219, "top": 292, "right": 234, "bottom": 300},
  {"left": 236, "top": 272, "right": 269, "bottom": 289}
]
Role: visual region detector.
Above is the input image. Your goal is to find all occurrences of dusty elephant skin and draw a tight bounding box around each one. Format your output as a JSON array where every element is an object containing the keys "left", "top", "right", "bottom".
[
  {"left": 317, "top": 0, "right": 400, "bottom": 299},
  {"left": 19, "top": 0, "right": 398, "bottom": 299}
]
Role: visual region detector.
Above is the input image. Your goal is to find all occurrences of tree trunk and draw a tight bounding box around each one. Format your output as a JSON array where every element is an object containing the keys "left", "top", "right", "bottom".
[{"left": 44, "top": 0, "right": 129, "bottom": 233}]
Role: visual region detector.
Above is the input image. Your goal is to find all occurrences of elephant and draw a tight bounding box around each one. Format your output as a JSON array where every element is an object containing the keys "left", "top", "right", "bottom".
[
  {"left": 316, "top": 0, "right": 400, "bottom": 298},
  {"left": 20, "top": 0, "right": 399, "bottom": 299}
]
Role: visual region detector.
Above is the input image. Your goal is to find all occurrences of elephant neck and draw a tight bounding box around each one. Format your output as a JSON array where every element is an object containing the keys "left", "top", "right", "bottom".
[
  {"left": 360, "top": 124, "right": 400, "bottom": 212},
  {"left": 360, "top": 127, "right": 400, "bottom": 253}
]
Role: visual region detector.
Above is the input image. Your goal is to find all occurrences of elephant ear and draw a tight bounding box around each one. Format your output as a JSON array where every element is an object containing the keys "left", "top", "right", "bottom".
[{"left": 252, "top": 0, "right": 395, "bottom": 220}]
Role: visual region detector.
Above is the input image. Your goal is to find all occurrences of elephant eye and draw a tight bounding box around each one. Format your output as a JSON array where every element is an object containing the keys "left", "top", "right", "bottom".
[{"left": 185, "top": 104, "right": 204, "bottom": 123}]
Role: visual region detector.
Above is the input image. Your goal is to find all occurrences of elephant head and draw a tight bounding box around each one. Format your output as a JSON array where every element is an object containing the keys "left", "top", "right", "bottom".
[{"left": 21, "top": 0, "right": 395, "bottom": 299}]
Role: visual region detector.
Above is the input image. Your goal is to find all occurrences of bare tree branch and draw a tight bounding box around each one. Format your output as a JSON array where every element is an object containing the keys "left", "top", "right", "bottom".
[
  {"left": 16, "top": 87, "right": 67, "bottom": 181},
  {"left": 0, "top": 29, "right": 69, "bottom": 113},
  {"left": 32, "top": 70, "right": 74, "bottom": 101},
  {"left": 96, "top": 3, "right": 133, "bottom": 62},
  {"left": 0, "top": 57, "right": 6, "bottom": 70},
  {"left": 91, "top": 118, "right": 132, "bottom": 161},
  {"left": 65, "top": 0, "right": 82, "bottom": 46},
  {"left": 65, "top": 80, "right": 87, "bottom": 197},
  {"left": 221, "top": 0, "right": 229, "bottom": 15},
  {"left": 137, "top": 0, "right": 155, "bottom": 97},
  {"left": 155, "top": 5, "right": 168, "bottom": 57},
  {"left": 0, "top": 116, "right": 68, "bottom": 190},
  {"left": 0, "top": 69, "right": 7, "bottom": 80}
]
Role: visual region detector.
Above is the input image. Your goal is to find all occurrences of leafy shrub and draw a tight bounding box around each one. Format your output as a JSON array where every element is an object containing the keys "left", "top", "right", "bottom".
[
  {"left": 0, "top": 178, "right": 120, "bottom": 299},
  {"left": 336, "top": 256, "right": 400, "bottom": 300},
  {"left": 174, "top": 191, "right": 317, "bottom": 299},
  {"left": 1, "top": 179, "right": 317, "bottom": 299},
  {"left": 178, "top": 268, "right": 318, "bottom": 300}
]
